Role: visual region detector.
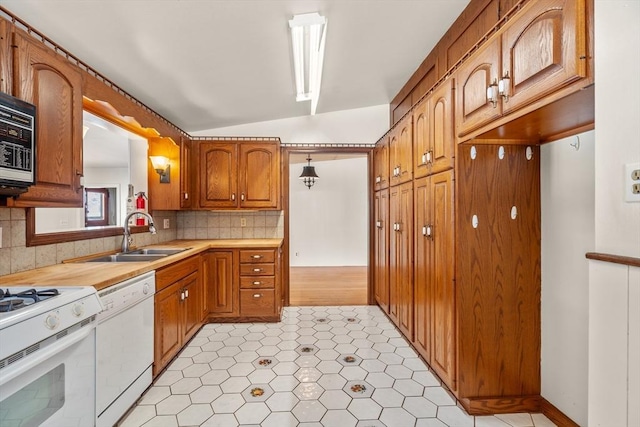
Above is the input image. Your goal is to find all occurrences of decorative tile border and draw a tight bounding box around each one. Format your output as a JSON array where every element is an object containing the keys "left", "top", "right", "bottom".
[
  {"left": 241, "top": 383, "right": 273, "bottom": 402},
  {"left": 337, "top": 354, "right": 362, "bottom": 367},
  {"left": 343, "top": 380, "right": 374, "bottom": 398}
]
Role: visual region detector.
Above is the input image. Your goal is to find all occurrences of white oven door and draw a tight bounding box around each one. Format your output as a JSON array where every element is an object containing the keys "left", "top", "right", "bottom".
[{"left": 0, "top": 326, "right": 96, "bottom": 427}]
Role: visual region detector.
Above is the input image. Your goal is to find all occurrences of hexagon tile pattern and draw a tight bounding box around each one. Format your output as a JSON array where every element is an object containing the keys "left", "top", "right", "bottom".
[{"left": 120, "top": 306, "right": 557, "bottom": 427}]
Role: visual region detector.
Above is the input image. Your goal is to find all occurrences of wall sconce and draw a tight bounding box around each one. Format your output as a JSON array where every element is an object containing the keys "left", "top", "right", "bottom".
[
  {"left": 289, "top": 12, "right": 327, "bottom": 115},
  {"left": 299, "top": 155, "right": 319, "bottom": 189},
  {"left": 149, "top": 156, "right": 170, "bottom": 183}
]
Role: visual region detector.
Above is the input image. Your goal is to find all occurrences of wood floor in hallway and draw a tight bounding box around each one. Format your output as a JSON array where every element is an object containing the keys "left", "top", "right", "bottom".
[{"left": 289, "top": 266, "right": 368, "bottom": 306}]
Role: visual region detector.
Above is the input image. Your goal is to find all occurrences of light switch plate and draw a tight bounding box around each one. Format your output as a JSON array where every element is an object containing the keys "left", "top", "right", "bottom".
[
  {"left": 163, "top": 219, "right": 170, "bottom": 229},
  {"left": 625, "top": 163, "right": 640, "bottom": 202}
]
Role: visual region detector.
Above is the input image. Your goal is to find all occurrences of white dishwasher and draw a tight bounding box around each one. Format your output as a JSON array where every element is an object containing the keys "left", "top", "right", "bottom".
[{"left": 96, "top": 271, "right": 155, "bottom": 427}]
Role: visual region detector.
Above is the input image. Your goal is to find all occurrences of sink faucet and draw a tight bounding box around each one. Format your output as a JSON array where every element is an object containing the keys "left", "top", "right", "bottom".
[{"left": 122, "top": 210, "right": 157, "bottom": 253}]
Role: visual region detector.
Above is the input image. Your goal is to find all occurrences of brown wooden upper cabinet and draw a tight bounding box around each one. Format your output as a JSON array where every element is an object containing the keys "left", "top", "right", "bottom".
[
  {"left": 10, "top": 29, "right": 84, "bottom": 207},
  {"left": 389, "top": 116, "right": 413, "bottom": 187},
  {"left": 413, "top": 77, "right": 455, "bottom": 179},
  {"left": 373, "top": 136, "right": 389, "bottom": 191},
  {"left": 0, "top": 17, "right": 11, "bottom": 94},
  {"left": 456, "top": 0, "right": 588, "bottom": 139},
  {"left": 197, "top": 140, "right": 280, "bottom": 210},
  {"left": 180, "top": 136, "right": 192, "bottom": 209}
]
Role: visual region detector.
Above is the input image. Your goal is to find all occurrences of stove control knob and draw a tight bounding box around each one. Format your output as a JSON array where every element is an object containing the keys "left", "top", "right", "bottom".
[
  {"left": 45, "top": 313, "right": 60, "bottom": 330},
  {"left": 143, "top": 283, "right": 150, "bottom": 295},
  {"left": 72, "top": 304, "right": 85, "bottom": 317}
]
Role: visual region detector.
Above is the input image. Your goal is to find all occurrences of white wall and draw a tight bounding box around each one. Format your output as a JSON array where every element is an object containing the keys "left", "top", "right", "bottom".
[
  {"left": 190, "top": 104, "right": 389, "bottom": 144},
  {"left": 590, "top": 2, "right": 640, "bottom": 426},
  {"left": 541, "top": 130, "right": 594, "bottom": 426},
  {"left": 289, "top": 156, "right": 368, "bottom": 267}
]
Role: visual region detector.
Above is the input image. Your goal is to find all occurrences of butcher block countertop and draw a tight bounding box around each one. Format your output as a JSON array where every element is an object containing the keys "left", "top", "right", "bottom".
[{"left": 0, "top": 239, "right": 283, "bottom": 291}]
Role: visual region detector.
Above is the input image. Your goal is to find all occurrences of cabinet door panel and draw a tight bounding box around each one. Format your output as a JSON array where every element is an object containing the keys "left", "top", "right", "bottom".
[
  {"left": 373, "top": 137, "right": 389, "bottom": 191},
  {"left": 154, "top": 283, "right": 182, "bottom": 376},
  {"left": 183, "top": 271, "right": 204, "bottom": 343},
  {"left": 429, "top": 79, "right": 455, "bottom": 174},
  {"left": 388, "top": 186, "right": 401, "bottom": 324},
  {"left": 501, "top": 0, "right": 586, "bottom": 113},
  {"left": 12, "top": 31, "right": 83, "bottom": 207},
  {"left": 430, "top": 170, "right": 456, "bottom": 390},
  {"left": 199, "top": 142, "right": 237, "bottom": 208},
  {"left": 0, "top": 18, "right": 11, "bottom": 94},
  {"left": 180, "top": 137, "right": 192, "bottom": 209},
  {"left": 239, "top": 143, "right": 279, "bottom": 209},
  {"left": 413, "top": 177, "right": 431, "bottom": 362},
  {"left": 455, "top": 39, "right": 501, "bottom": 137},
  {"left": 374, "top": 189, "right": 389, "bottom": 312},
  {"left": 397, "top": 182, "right": 414, "bottom": 340},
  {"left": 207, "top": 251, "right": 236, "bottom": 315},
  {"left": 412, "top": 99, "right": 429, "bottom": 179}
]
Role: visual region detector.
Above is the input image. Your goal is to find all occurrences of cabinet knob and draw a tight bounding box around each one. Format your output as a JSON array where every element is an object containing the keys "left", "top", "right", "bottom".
[
  {"left": 180, "top": 291, "right": 185, "bottom": 301},
  {"left": 375, "top": 176, "right": 381, "bottom": 183},
  {"left": 253, "top": 268, "right": 262, "bottom": 272},
  {"left": 183, "top": 192, "right": 189, "bottom": 200},
  {"left": 253, "top": 281, "right": 261, "bottom": 285},
  {"left": 241, "top": 193, "right": 245, "bottom": 201},
  {"left": 253, "top": 294, "right": 262, "bottom": 298},
  {"left": 185, "top": 289, "right": 189, "bottom": 298},
  {"left": 252, "top": 255, "right": 262, "bottom": 259},
  {"left": 376, "top": 221, "right": 382, "bottom": 229},
  {"left": 231, "top": 193, "right": 236, "bottom": 201}
]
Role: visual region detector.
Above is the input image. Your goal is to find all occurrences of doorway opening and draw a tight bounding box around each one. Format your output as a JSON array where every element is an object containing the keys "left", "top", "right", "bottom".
[{"left": 283, "top": 148, "right": 372, "bottom": 306}]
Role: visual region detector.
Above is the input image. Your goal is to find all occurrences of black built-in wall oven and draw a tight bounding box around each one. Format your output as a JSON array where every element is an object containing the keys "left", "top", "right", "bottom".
[{"left": 0, "top": 91, "right": 36, "bottom": 196}]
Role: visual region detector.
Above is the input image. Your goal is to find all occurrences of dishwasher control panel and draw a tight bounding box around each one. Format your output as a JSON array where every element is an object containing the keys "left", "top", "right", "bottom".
[{"left": 98, "top": 271, "right": 155, "bottom": 320}]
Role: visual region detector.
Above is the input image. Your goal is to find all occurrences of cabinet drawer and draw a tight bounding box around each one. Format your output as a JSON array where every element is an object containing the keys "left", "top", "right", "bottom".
[
  {"left": 240, "top": 250, "right": 275, "bottom": 263},
  {"left": 240, "top": 276, "right": 275, "bottom": 289},
  {"left": 240, "top": 263, "right": 275, "bottom": 276},
  {"left": 156, "top": 256, "right": 200, "bottom": 292},
  {"left": 240, "top": 289, "right": 275, "bottom": 316}
]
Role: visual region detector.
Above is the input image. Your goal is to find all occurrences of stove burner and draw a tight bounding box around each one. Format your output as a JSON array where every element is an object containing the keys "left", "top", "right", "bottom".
[
  {"left": 14, "top": 288, "right": 60, "bottom": 302},
  {"left": 0, "top": 299, "right": 25, "bottom": 312},
  {"left": 0, "top": 288, "right": 61, "bottom": 313}
]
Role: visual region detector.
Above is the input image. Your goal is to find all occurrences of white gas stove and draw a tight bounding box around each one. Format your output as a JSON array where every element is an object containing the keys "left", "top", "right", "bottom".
[
  {"left": 0, "top": 285, "right": 103, "bottom": 362},
  {"left": 0, "top": 285, "right": 103, "bottom": 426}
]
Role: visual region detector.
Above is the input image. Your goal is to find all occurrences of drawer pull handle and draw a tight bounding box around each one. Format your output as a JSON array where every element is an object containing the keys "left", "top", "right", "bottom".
[
  {"left": 253, "top": 281, "right": 261, "bottom": 285},
  {"left": 253, "top": 294, "right": 262, "bottom": 298},
  {"left": 253, "top": 268, "right": 262, "bottom": 272},
  {"left": 252, "top": 255, "right": 262, "bottom": 259}
]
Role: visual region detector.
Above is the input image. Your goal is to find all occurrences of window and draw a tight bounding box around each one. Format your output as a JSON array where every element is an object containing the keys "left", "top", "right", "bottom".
[{"left": 85, "top": 188, "right": 110, "bottom": 227}]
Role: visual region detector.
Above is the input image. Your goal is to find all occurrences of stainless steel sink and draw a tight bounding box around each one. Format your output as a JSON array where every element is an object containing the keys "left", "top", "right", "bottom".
[
  {"left": 82, "top": 253, "right": 169, "bottom": 262},
  {"left": 124, "top": 248, "right": 189, "bottom": 255}
]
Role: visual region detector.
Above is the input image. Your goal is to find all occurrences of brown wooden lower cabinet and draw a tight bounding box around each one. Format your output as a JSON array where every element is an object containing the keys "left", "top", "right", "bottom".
[
  {"left": 204, "top": 246, "right": 282, "bottom": 322},
  {"left": 413, "top": 170, "right": 456, "bottom": 389},
  {"left": 154, "top": 255, "right": 204, "bottom": 376},
  {"left": 376, "top": 144, "right": 541, "bottom": 415}
]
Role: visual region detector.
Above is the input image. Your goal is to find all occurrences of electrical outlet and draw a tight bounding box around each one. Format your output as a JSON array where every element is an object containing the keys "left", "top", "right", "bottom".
[
  {"left": 240, "top": 218, "right": 247, "bottom": 227},
  {"left": 163, "top": 219, "right": 170, "bottom": 229},
  {"left": 625, "top": 163, "right": 640, "bottom": 202}
]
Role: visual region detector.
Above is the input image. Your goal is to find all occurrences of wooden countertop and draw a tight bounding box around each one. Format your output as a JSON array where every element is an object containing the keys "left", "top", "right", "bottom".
[{"left": 0, "top": 239, "right": 283, "bottom": 291}]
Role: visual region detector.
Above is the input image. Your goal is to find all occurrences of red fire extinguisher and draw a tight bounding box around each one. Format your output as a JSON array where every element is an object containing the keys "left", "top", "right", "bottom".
[{"left": 135, "top": 192, "right": 147, "bottom": 225}]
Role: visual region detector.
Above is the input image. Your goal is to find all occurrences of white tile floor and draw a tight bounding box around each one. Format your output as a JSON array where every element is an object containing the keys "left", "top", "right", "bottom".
[{"left": 120, "top": 306, "right": 557, "bottom": 427}]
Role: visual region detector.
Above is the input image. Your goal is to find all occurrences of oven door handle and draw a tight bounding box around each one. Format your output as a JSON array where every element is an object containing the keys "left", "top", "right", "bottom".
[{"left": 0, "top": 326, "right": 93, "bottom": 387}]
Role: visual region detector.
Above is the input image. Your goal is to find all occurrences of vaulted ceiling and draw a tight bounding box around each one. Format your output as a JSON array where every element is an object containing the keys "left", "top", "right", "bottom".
[{"left": 2, "top": 1, "right": 470, "bottom": 132}]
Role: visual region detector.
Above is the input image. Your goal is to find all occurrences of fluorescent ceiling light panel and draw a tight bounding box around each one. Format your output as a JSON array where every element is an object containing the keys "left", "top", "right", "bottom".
[{"left": 289, "top": 12, "right": 327, "bottom": 115}]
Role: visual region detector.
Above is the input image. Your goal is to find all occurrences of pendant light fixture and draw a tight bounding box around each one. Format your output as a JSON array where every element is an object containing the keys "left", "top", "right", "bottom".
[{"left": 299, "top": 155, "right": 319, "bottom": 189}]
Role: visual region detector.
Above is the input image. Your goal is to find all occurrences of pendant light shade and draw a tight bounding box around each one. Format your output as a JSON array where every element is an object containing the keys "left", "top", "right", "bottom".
[{"left": 299, "top": 155, "right": 319, "bottom": 189}]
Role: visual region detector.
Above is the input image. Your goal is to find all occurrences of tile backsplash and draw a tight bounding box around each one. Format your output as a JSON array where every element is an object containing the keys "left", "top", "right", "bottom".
[
  {"left": 0, "top": 208, "right": 177, "bottom": 276},
  {"left": 0, "top": 208, "right": 284, "bottom": 276},
  {"left": 176, "top": 210, "right": 284, "bottom": 240}
]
